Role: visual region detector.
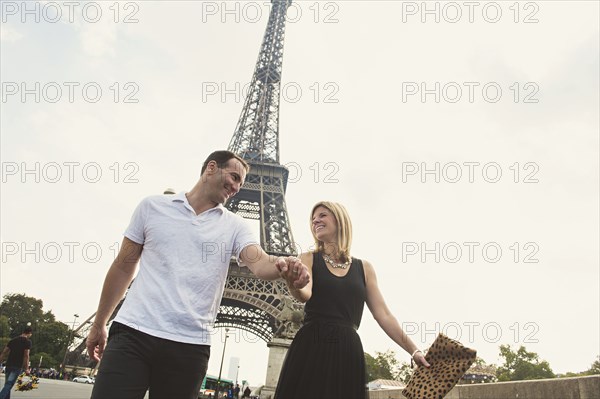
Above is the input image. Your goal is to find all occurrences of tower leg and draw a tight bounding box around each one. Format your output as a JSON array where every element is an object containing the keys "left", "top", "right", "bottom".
[{"left": 261, "top": 337, "right": 292, "bottom": 399}]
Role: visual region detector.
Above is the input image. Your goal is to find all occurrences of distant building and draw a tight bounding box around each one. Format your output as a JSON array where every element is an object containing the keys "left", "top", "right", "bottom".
[
  {"left": 460, "top": 363, "right": 498, "bottom": 384},
  {"left": 228, "top": 357, "right": 240, "bottom": 381},
  {"left": 461, "top": 372, "right": 497, "bottom": 384},
  {"left": 367, "top": 379, "right": 405, "bottom": 390}
]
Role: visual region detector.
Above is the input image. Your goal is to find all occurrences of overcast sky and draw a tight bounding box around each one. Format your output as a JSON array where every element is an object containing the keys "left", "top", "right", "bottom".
[{"left": 1, "top": 0, "right": 598, "bottom": 387}]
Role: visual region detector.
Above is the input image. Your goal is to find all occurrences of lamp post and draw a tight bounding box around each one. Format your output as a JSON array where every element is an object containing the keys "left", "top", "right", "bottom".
[
  {"left": 61, "top": 314, "right": 79, "bottom": 375},
  {"left": 215, "top": 328, "right": 230, "bottom": 399}
]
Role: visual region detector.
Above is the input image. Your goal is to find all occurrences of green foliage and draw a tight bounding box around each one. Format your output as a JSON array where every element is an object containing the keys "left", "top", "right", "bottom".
[
  {"left": 497, "top": 345, "right": 555, "bottom": 381},
  {"left": 397, "top": 361, "right": 414, "bottom": 384},
  {"left": 0, "top": 293, "right": 44, "bottom": 337},
  {"left": 0, "top": 293, "right": 70, "bottom": 367},
  {"left": 365, "top": 350, "right": 402, "bottom": 382},
  {"left": 364, "top": 353, "right": 379, "bottom": 382},
  {"left": 34, "top": 321, "right": 70, "bottom": 360},
  {"left": 586, "top": 356, "right": 600, "bottom": 375},
  {"left": 563, "top": 356, "right": 600, "bottom": 377},
  {"left": 0, "top": 315, "right": 10, "bottom": 338},
  {"left": 30, "top": 352, "right": 58, "bottom": 369}
]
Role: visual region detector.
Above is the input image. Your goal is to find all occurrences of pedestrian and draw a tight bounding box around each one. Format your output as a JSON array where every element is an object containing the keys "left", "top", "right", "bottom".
[
  {"left": 243, "top": 386, "right": 251, "bottom": 398},
  {"left": 86, "top": 150, "right": 309, "bottom": 399},
  {"left": 234, "top": 383, "right": 240, "bottom": 398},
  {"left": 0, "top": 326, "right": 33, "bottom": 399},
  {"left": 274, "top": 201, "right": 430, "bottom": 399}
]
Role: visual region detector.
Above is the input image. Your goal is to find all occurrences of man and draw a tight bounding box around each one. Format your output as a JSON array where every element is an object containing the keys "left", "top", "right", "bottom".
[
  {"left": 87, "top": 150, "right": 309, "bottom": 399},
  {"left": 0, "top": 326, "right": 32, "bottom": 399}
]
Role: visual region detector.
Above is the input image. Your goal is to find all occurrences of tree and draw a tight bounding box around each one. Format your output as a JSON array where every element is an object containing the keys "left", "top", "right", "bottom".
[
  {"left": 0, "top": 315, "right": 9, "bottom": 337},
  {"left": 561, "top": 356, "right": 600, "bottom": 377},
  {"left": 365, "top": 350, "right": 401, "bottom": 381},
  {"left": 30, "top": 352, "right": 58, "bottom": 369},
  {"left": 365, "top": 353, "right": 379, "bottom": 382},
  {"left": 0, "top": 293, "right": 70, "bottom": 366},
  {"left": 497, "top": 345, "right": 555, "bottom": 381},
  {"left": 0, "top": 293, "right": 55, "bottom": 337},
  {"left": 586, "top": 356, "right": 600, "bottom": 375},
  {"left": 397, "top": 362, "right": 414, "bottom": 384},
  {"left": 34, "top": 321, "right": 70, "bottom": 360}
]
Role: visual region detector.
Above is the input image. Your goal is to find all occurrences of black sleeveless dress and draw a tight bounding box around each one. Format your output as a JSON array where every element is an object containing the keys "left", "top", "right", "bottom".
[{"left": 274, "top": 252, "right": 367, "bottom": 399}]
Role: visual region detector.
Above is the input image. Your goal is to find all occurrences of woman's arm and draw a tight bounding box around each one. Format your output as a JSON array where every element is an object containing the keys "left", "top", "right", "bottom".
[{"left": 364, "top": 260, "right": 430, "bottom": 367}]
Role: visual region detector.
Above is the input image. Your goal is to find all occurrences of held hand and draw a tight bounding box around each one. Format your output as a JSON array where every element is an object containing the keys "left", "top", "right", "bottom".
[
  {"left": 277, "top": 256, "right": 310, "bottom": 289},
  {"left": 275, "top": 257, "right": 289, "bottom": 274},
  {"left": 86, "top": 323, "right": 108, "bottom": 362},
  {"left": 413, "top": 351, "right": 431, "bottom": 368}
]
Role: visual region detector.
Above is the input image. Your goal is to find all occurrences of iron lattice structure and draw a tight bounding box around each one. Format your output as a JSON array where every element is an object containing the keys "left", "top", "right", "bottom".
[
  {"left": 215, "top": 265, "right": 302, "bottom": 343},
  {"left": 222, "top": 0, "right": 302, "bottom": 339},
  {"left": 67, "top": 0, "right": 300, "bottom": 369},
  {"left": 228, "top": 0, "right": 291, "bottom": 164},
  {"left": 227, "top": 0, "right": 296, "bottom": 257}
]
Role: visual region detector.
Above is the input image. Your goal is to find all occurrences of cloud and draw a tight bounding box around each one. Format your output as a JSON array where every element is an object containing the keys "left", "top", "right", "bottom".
[
  {"left": 0, "top": 25, "right": 23, "bottom": 43},
  {"left": 79, "top": 17, "right": 117, "bottom": 58}
]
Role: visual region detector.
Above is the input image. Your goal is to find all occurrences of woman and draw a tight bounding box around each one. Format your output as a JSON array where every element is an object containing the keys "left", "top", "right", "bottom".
[{"left": 274, "top": 201, "right": 430, "bottom": 399}]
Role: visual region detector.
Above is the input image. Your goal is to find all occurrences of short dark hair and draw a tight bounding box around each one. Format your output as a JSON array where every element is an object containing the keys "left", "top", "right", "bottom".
[
  {"left": 23, "top": 326, "right": 33, "bottom": 334},
  {"left": 201, "top": 151, "right": 250, "bottom": 175}
]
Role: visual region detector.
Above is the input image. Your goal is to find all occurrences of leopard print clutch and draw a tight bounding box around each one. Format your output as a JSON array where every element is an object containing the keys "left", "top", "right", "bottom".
[{"left": 402, "top": 333, "right": 477, "bottom": 399}]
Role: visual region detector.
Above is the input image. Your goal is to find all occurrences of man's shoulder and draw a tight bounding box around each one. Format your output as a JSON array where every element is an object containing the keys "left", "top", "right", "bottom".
[
  {"left": 141, "top": 194, "right": 172, "bottom": 205},
  {"left": 8, "top": 336, "right": 29, "bottom": 347},
  {"left": 134, "top": 194, "right": 177, "bottom": 212},
  {"left": 221, "top": 207, "right": 252, "bottom": 227}
]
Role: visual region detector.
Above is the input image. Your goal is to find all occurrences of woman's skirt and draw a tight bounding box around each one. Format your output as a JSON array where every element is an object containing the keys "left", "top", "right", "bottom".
[{"left": 274, "top": 320, "right": 367, "bottom": 399}]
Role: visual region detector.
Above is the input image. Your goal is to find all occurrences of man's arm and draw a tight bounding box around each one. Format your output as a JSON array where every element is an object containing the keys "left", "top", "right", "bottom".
[
  {"left": 86, "top": 237, "right": 142, "bottom": 361},
  {"left": 239, "top": 244, "right": 310, "bottom": 288},
  {"left": 22, "top": 349, "right": 30, "bottom": 370},
  {"left": 0, "top": 346, "right": 9, "bottom": 363}
]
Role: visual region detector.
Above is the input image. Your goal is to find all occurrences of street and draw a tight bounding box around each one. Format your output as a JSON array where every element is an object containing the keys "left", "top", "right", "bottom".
[
  {"left": 0, "top": 375, "right": 93, "bottom": 399},
  {"left": 0, "top": 375, "right": 152, "bottom": 399}
]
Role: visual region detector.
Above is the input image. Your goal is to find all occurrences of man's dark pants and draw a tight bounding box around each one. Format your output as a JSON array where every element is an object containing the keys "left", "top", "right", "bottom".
[{"left": 91, "top": 323, "right": 210, "bottom": 399}]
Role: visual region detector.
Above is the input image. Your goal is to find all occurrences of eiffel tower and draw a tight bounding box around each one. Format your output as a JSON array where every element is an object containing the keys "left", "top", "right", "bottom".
[
  {"left": 219, "top": 0, "right": 300, "bottom": 394},
  {"left": 67, "top": 0, "right": 301, "bottom": 394}
]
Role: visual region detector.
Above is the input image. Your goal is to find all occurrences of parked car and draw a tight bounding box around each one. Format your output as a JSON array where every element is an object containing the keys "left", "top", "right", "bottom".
[{"left": 73, "top": 375, "right": 94, "bottom": 384}]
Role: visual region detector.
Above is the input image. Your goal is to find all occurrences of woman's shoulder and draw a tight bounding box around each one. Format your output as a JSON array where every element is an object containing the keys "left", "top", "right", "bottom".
[
  {"left": 356, "top": 257, "right": 375, "bottom": 273},
  {"left": 352, "top": 255, "right": 370, "bottom": 265}
]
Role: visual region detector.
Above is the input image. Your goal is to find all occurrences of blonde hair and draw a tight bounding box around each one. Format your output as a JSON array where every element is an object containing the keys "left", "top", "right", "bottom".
[{"left": 310, "top": 201, "right": 353, "bottom": 263}]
